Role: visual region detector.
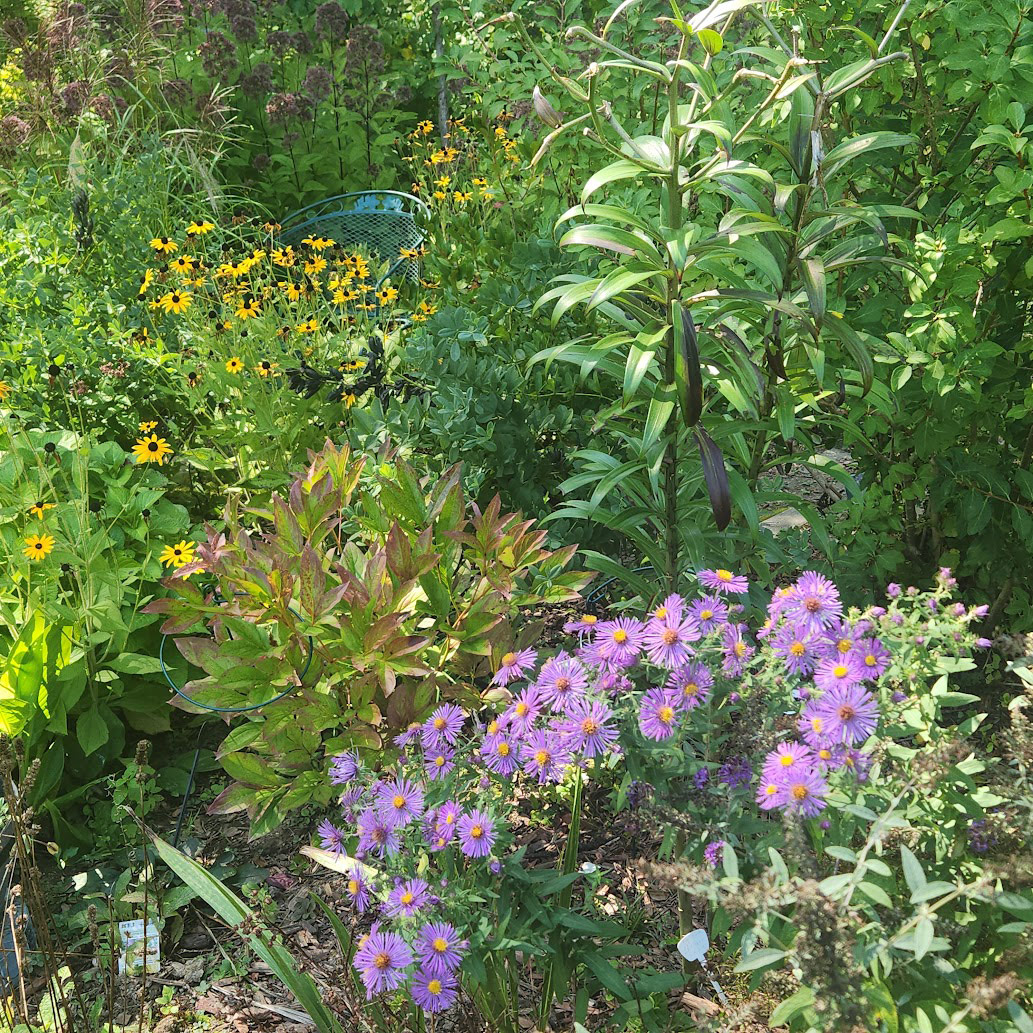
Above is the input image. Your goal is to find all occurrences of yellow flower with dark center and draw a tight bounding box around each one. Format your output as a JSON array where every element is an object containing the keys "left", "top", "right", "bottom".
[
  {"left": 225, "top": 357, "right": 244, "bottom": 374},
  {"left": 376, "top": 286, "right": 399, "bottom": 305},
  {"left": 343, "top": 392, "right": 357, "bottom": 408},
  {"left": 138, "top": 268, "right": 155, "bottom": 296},
  {"left": 296, "top": 318, "right": 318, "bottom": 334},
  {"left": 342, "top": 358, "right": 365, "bottom": 372},
  {"left": 304, "top": 256, "right": 327, "bottom": 275},
  {"left": 250, "top": 248, "right": 267, "bottom": 261},
  {"left": 132, "top": 434, "right": 173, "bottom": 465},
  {"left": 453, "top": 191, "right": 472, "bottom": 203},
  {"left": 0, "top": 381, "right": 11, "bottom": 401},
  {"left": 359, "top": 302, "right": 377, "bottom": 312},
  {"left": 472, "top": 177, "right": 488, "bottom": 187},
  {"left": 235, "top": 297, "right": 261, "bottom": 320},
  {"left": 28, "top": 501, "right": 55, "bottom": 519},
  {"left": 262, "top": 221, "right": 281, "bottom": 233},
  {"left": 434, "top": 175, "right": 451, "bottom": 188},
  {"left": 272, "top": 246, "right": 295, "bottom": 267},
  {"left": 429, "top": 150, "right": 447, "bottom": 164},
  {"left": 332, "top": 288, "right": 358, "bottom": 304},
  {"left": 149, "top": 236, "right": 177, "bottom": 253},
  {"left": 186, "top": 220, "right": 214, "bottom": 235},
  {"left": 170, "top": 254, "right": 195, "bottom": 274},
  {"left": 417, "top": 120, "right": 434, "bottom": 135},
  {"left": 159, "top": 539, "right": 195, "bottom": 569},
  {"left": 220, "top": 319, "right": 234, "bottom": 331},
  {"left": 256, "top": 360, "right": 277, "bottom": 377},
  {"left": 433, "top": 190, "right": 446, "bottom": 201},
  {"left": 186, "top": 370, "right": 200, "bottom": 387},
  {"left": 159, "top": 290, "right": 192, "bottom": 314},
  {"left": 418, "top": 301, "right": 437, "bottom": 315},
  {"left": 23, "top": 534, "right": 55, "bottom": 562},
  {"left": 302, "top": 235, "right": 335, "bottom": 251},
  {"left": 139, "top": 420, "right": 158, "bottom": 432},
  {"left": 495, "top": 126, "right": 507, "bottom": 138},
  {"left": 279, "top": 281, "right": 302, "bottom": 302}
]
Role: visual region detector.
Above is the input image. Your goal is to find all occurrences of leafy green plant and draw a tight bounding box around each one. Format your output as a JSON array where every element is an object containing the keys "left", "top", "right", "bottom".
[{"left": 148, "top": 440, "right": 590, "bottom": 834}]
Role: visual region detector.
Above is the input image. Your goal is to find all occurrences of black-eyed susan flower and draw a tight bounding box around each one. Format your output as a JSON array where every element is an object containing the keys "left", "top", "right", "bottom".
[
  {"left": 495, "top": 126, "right": 508, "bottom": 139},
  {"left": 225, "top": 357, "right": 244, "bottom": 374},
  {"left": 434, "top": 175, "right": 451, "bottom": 188},
  {"left": 170, "top": 254, "right": 195, "bottom": 274},
  {"left": 23, "top": 534, "right": 55, "bottom": 561},
  {"left": 132, "top": 434, "right": 174, "bottom": 465},
  {"left": 256, "top": 359, "right": 277, "bottom": 377},
  {"left": 279, "top": 281, "right": 302, "bottom": 302},
  {"left": 236, "top": 296, "right": 261, "bottom": 320},
  {"left": 186, "top": 220, "right": 215, "bottom": 235},
  {"left": 302, "top": 235, "right": 335, "bottom": 251},
  {"left": 139, "top": 420, "right": 158, "bottom": 432},
  {"left": 159, "top": 290, "right": 192, "bottom": 314},
  {"left": 159, "top": 539, "right": 195, "bottom": 568},
  {"left": 332, "top": 288, "right": 359, "bottom": 304},
  {"left": 0, "top": 381, "right": 10, "bottom": 401},
  {"left": 341, "top": 358, "right": 365, "bottom": 372},
  {"left": 28, "top": 501, "right": 55, "bottom": 519},
  {"left": 304, "top": 255, "right": 327, "bottom": 275},
  {"left": 149, "top": 236, "right": 178, "bottom": 253},
  {"left": 272, "top": 246, "right": 295, "bottom": 267},
  {"left": 186, "top": 370, "right": 200, "bottom": 387},
  {"left": 453, "top": 190, "right": 472, "bottom": 203},
  {"left": 343, "top": 392, "right": 357, "bottom": 408},
  {"left": 262, "top": 221, "right": 281, "bottom": 233},
  {"left": 433, "top": 190, "right": 447, "bottom": 201},
  {"left": 138, "top": 268, "right": 155, "bottom": 296},
  {"left": 417, "top": 120, "right": 434, "bottom": 135},
  {"left": 376, "top": 286, "right": 399, "bottom": 305},
  {"left": 296, "top": 318, "right": 319, "bottom": 334}
]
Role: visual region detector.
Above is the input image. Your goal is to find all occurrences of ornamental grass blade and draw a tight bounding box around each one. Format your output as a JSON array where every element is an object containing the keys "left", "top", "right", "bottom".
[{"left": 694, "top": 426, "right": 731, "bottom": 530}]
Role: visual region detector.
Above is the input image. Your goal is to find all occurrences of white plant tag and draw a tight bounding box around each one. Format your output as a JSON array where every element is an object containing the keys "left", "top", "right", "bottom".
[
  {"left": 117, "top": 920, "right": 160, "bottom": 974},
  {"left": 677, "top": 928, "right": 710, "bottom": 963}
]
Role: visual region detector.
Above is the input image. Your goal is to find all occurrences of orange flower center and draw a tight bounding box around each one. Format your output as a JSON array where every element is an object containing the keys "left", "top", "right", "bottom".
[{"left": 373, "top": 952, "right": 391, "bottom": 970}]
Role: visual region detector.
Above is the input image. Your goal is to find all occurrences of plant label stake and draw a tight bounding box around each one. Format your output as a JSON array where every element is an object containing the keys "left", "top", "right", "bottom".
[
  {"left": 118, "top": 920, "right": 160, "bottom": 974},
  {"left": 677, "top": 929, "right": 729, "bottom": 1006}
]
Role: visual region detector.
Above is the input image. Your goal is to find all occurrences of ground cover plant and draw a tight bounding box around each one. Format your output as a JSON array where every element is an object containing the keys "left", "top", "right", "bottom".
[{"left": 0, "top": 0, "right": 1031, "bottom": 1031}]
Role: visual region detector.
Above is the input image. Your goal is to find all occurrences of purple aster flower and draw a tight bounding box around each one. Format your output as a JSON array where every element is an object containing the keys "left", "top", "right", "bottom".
[
  {"left": 698, "top": 567, "right": 749, "bottom": 594},
  {"left": 457, "top": 809, "right": 496, "bottom": 858},
  {"left": 593, "top": 617, "right": 645, "bottom": 666},
  {"left": 814, "top": 684, "right": 879, "bottom": 745},
  {"left": 779, "top": 769, "right": 829, "bottom": 818},
  {"left": 819, "top": 621, "right": 864, "bottom": 661},
  {"left": 563, "top": 613, "right": 601, "bottom": 635},
  {"left": 831, "top": 745, "right": 871, "bottom": 782},
  {"left": 857, "top": 638, "right": 891, "bottom": 679},
  {"left": 480, "top": 730, "right": 520, "bottom": 777},
  {"left": 356, "top": 807, "right": 401, "bottom": 859},
  {"left": 353, "top": 927, "right": 413, "bottom": 998},
  {"left": 536, "top": 653, "right": 588, "bottom": 712},
  {"left": 797, "top": 700, "right": 833, "bottom": 748},
  {"left": 638, "top": 687, "right": 681, "bottom": 740},
  {"left": 814, "top": 656, "right": 866, "bottom": 694},
  {"left": 520, "top": 729, "right": 571, "bottom": 783},
  {"left": 667, "top": 662, "right": 713, "bottom": 709},
  {"left": 756, "top": 777, "right": 784, "bottom": 810},
  {"left": 410, "top": 967, "right": 458, "bottom": 1012},
  {"left": 721, "top": 622, "right": 754, "bottom": 676},
  {"left": 377, "top": 777, "right": 425, "bottom": 827},
  {"left": 703, "top": 839, "right": 725, "bottom": 867},
  {"left": 503, "top": 685, "right": 543, "bottom": 734},
  {"left": 425, "top": 747, "right": 455, "bottom": 781},
  {"left": 384, "top": 877, "right": 431, "bottom": 918},
  {"left": 341, "top": 784, "right": 365, "bottom": 813},
  {"left": 717, "top": 755, "right": 752, "bottom": 789},
  {"left": 422, "top": 703, "right": 466, "bottom": 747},
  {"left": 785, "top": 571, "right": 843, "bottom": 634},
  {"left": 344, "top": 865, "right": 372, "bottom": 913},
  {"left": 415, "top": 921, "right": 466, "bottom": 975},
  {"left": 329, "top": 750, "right": 361, "bottom": 784},
  {"left": 492, "top": 647, "right": 538, "bottom": 686},
  {"left": 317, "top": 818, "right": 347, "bottom": 856},
  {"left": 560, "top": 698, "right": 618, "bottom": 758},
  {"left": 762, "top": 741, "right": 816, "bottom": 783},
  {"left": 394, "top": 722, "right": 423, "bottom": 747},
  {"left": 938, "top": 566, "right": 957, "bottom": 588},
  {"left": 642, "top": 613, "right": 701, "bottom": 669},
  {"left": 648, "top": 593, "right": 685, "bottom": 621},
  {"left": 771, "top": 624, "right": 819, "bottom": 677},
  {"left": 886, "top": 582, "right": 902, "bottom": 598},
  {"left": 688, "top": 594, "right": 728, "bottom": 634}
]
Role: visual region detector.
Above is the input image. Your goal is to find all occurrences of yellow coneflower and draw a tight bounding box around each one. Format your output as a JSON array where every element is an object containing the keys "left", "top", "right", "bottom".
[
  {"left": 23, "top": 534, "right": 55, "bottom": 562},
  {"left": 262, "top": 221, "right": 281, "bottom": 233},
  {"left": 131, "top": 434, "right": 174, "bottom": 465},
  {"left": 225, "top": 357, "right": 244, "bottom": 374},
  {"left": 343, "top": 392, "right": 357, "bottom": 408},
  {"left": 430, "top": 150, "right": 448, "bottom": 165},
  {"left": 149, "top": 236, "right": 178, "bottom": 253},
  {"left": 235, "top": 297, "right": 261, "bottom": 320},
  {"left": 434, "top": 175, "right": 451, "bottom": 188},
  {"left": 341, "top": 358, "right": 365, "bottom": 372},
  {"left": 272, "top": 246, "right": 296, "bottom": 267},
  {"left": 328, "top": 273, "right": 354, "bottom": 289},
  {"left": 359, "top": 302, "right": 377, "bottom": 312},
  {"left": 186, "top": 220, "right": 215, "bottom": 235},
  {"left": 139, "top": 420, "right": 158, "bottom": 432},
  {"left": 472, "top": 177, "right": 488, "bottom": 188},
  {"left": 0, "top": 381, "right": 11, "bottom": 401},
  {"left": 256, "top": 359, "right": 278, "bottom": 377},
  {"left": 158, "top": 290, "right": 192, "bottom": 314},
  {"left": 220, "top": 319, "right": 234, "bottom": 332},
  {"left": 304, "top": 256, "right": 327, "bottom": 275},
  {"left": 28, "top": 501, "right": 55, "bottom": 519},
  {"left": 417, "top": 120, "right": 434, "bottom": 135},
  {"left": 186, "top": 370, "right": 200, "bottom": 387},
  {"left": 170, "top": 254, "right": 195, "bottom": 274},
  {"left": 251, "top": 248, "right": 267, "bottom": 261},
  {"left": 159, "top": 539, "right": 195, "bottom": 569},
  {"left": 376, "top": 286, "right": 399, "bottom": 305},
  {"left": 277, "top": 325, "right": 291, "bottom": 338},
  {"left": 279, "top": 281, "right": 302, "bottom": 302},
  {"left": 296, "top": 318, "right": 319, "bottom": 334},
  {"left": 138, "top": 268, "right": 155, "bottom": 297},
  {"left": 453, "top": 191, "right": 472, "bottom": 203},
  {"left": 190, "top": 275, "right": 207, "bottom": 288},
  {"left": 420, "top": 279, "right": 440, "bottom": 290},
  {"left": 418, "top": 301, "right": 437, "bottom": 315},
  {"left": 433, "top": 190, "right": 447, "bottom": 201},
  {"left": 332, "top": 288, "right": 359, "bottom": 304},
  {"left": 495, "top": 126, "right": 508, "bottom": 139},
  {"left": 302, "top": 235, "right": 335, "bottom": 251}
]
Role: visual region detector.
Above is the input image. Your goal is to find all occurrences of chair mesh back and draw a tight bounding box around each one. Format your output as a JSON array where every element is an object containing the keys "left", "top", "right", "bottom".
[{"left": 277, "top": 192, "right": 427, "bottom": 283}]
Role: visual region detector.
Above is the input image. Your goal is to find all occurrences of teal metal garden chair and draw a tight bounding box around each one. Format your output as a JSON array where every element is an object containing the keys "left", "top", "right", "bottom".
[{"left": 277, "top": 190, "right": 429, "bottom": 284}]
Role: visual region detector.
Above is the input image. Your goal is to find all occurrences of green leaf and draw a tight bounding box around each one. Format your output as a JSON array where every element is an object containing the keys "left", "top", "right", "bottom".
[
  {"left": 221, "top": 752, "right": 284, "bottom": 789},
  {"left": 912, "top": 917, "right": 934, "bottom": 960},
  {"left": 769, "top": 986, "right": 816, "bottom": 1027},
  {"left": 822, "top": 132, "right": 915, "bottom": 176},
  {"left": 735, "top": 948, "right": 787, "bottom": 972},
  {"left": 642, "top": 388, "right": 676, "bottom": 451},
  {"left": 152, "top": 836, "right": 341, "bottom": 1033},
  {"left": 582, "top": 951, "right": 632, "bottom": 1001},
  {"left": 900, "top": 845, "right": 926, "bottom": 894},
  {"left": 76, "top": 706, "right": 109, "bottom": 756},
  {"left": 582, "top": 160, "right": 646, "bottom": 201},
  {"left": 107, "top": 653, "right": 165, "bottom": 675},
  {"left": 696, "top": 28, "right": 723, "bottom": 55},
  {"left": 822, "top": 316, "right": 874, "bottom": 394}
]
